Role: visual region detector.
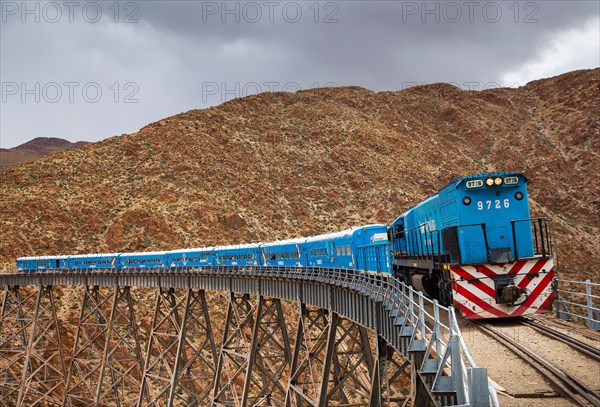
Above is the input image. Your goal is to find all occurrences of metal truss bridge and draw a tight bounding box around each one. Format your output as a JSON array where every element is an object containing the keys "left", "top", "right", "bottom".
[{"left": 0, "top": 267, "right": 491, "bottom": 406}]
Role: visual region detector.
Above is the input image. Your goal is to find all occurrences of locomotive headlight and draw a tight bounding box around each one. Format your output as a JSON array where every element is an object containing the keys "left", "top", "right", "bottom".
[
  {"left": 515, "top": 191, "right": 524, "bottom": 200},
  {"left": 494, "top": 177, "right": 503, "bottom": 186},
  {"left": 485, "top": 178, "right": 495, "bottom": 186},
  {"left": 462, "top": 196, "right": 472, "bottom": 205}
]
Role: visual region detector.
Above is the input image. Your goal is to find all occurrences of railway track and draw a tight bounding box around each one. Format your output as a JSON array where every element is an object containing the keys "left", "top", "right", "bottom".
[
  {"left": 536, "top": 316, "right": 600, "bottom": 343},
  {"left": 521, "top": 317, "right": 600, "bottom": 362},
  {"left": 473, "top": 321, "right": 600, "bottom": 407}
]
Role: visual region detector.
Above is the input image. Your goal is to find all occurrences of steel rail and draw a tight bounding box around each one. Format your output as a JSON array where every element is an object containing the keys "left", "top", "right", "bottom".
[
  {"left": 542, "top": 318, "right": 600, "bottom": 343},
  {"left": 521, "top": 317, "right": 600, "bottom": 362},
  {"left": 474, "top": 321, "right": 600, "bottom": 407}
]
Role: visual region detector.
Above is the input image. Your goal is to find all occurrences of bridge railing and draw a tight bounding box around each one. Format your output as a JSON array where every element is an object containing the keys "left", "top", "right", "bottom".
[
  {"left": 359, "top": 270, "right": 498, "bottom": 407},
  {"left": 2, "top": 265, "right": 494, "bottom": 406},
  {"left": 218, "top": 265, "right": 493, "bottom": 406},
  {"left": 555, "top": 278, "right": 600, "bottom": 331}
]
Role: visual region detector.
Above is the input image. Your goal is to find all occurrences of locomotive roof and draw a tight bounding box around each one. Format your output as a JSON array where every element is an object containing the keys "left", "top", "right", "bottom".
[
  {"left": 390, "top": 172, "right": 526, "bottom": 226},
  {"left": 447, "top": 171, "right": 526, "bottom": 189}
]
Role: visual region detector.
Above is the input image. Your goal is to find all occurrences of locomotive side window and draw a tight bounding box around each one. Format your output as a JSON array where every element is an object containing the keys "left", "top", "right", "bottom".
[{"left": 394, "top": 224, "right": 404, "bottom": 238}]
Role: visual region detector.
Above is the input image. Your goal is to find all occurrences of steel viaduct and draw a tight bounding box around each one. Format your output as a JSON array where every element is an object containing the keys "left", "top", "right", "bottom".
[{"left": 0, "top": 266, "right": 491, "bottom": 406}]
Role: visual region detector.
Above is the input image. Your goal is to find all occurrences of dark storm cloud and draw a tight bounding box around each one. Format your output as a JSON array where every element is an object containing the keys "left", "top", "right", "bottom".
[
  {"left": 1, "top": 0, "right": 598, "bottom": 148},
  {"left": 135, "top": 1, "right": 598, "bottom": 84}
]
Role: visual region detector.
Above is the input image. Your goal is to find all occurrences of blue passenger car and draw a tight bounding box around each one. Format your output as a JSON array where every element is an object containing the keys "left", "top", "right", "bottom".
[
  {"left": 16, "top": 255, "right": 68, "bottom": 270},
  {"left": 120, "top": 251, "right": 169, "bottom": 269},
  {"left": 261, "top": 238, "right": 305, "bottom": 267},
  {"left": 304, "top": 230, "right": 350, "bottom": 268},
  {"left": 169, "top": 247, "right": 214, "bottom": 267},
  {"left": 304, "top": 225, "right": 390, "bottom": 271},
  {"left": 214, "top": 244, "right": 260, "bottom": 267},
  {"left": 354, "top": 230, "right": 391, "bottom": 273},
  {"left": 70, "top": 253, "right": 121, "bottom": 269}
]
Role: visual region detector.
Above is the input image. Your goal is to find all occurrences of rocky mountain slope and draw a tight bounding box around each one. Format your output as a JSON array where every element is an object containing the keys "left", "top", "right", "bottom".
[
  {"left": 0, "top": 137, "right": 89, "bottom": 169},
  {"left": 0, "top": 69, "right": 598, "bottom": 280}
]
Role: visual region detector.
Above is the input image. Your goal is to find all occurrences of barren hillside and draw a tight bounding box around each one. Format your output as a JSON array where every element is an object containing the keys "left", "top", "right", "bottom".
[
  {"left": 1, "top": 69, "right": 598, "bottom": 280},
  {"left": 0, "top": 137, "right": 89, "bottom": 169}
]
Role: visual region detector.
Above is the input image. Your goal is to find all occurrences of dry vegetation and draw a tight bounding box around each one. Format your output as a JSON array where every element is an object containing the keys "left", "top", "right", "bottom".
[{"left": 1, "top": 69, "right": 598, "bottom": 283}]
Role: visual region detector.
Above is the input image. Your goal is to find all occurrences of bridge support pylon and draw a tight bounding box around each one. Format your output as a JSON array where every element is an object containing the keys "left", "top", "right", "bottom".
[
  {"left": 214, "top": 293, "right": 292, "bottom": 406},
  {"left": 16, "top": 285, "right": 67, "bottom": 406},
  {"left": 137, "top": 287, "right": 218, "bottom": 406},
  {"left": 96, "top": 286, "right": 145, "bottom": 406},
  {"left": 65, "top": 285, "right": 114, "bottom": 406},
  {"left": 65, "top": 285, "right": 146, "bottom": 407},
  {"left": 0, "top": 286, "right": 37, "bottom": 406},
  {"left": 286, "top": 304, "right": 412, "bottom": 407},
  {"left": 371, "top": 334, "right": 411, "bottom": 406}
]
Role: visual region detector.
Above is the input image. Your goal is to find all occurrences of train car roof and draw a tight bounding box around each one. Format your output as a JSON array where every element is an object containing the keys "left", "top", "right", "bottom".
[
  {"left": 261, "top": 237, "right": 308, "bottom": 248},
  {"left": 214, "top": 243, "right": 262, "bottom": 251},
  {"left": 120, "top": 251, "right": 169, "bottom": 257},
  {"left": 70, "top": 253, "right": 121, "bottom": 258},
  {"left": 169, "top": 247, "right": 215, "bottom": 254},
  {"left": 17, "top": 255, "right": 70, "bottom": 260},
  {"left": 304, "top": 224, "right": 386, "bottom": 243}
]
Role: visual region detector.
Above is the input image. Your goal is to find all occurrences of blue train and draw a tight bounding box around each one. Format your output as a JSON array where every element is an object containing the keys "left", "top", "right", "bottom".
[
  {"left": 17, "top": 225, "right": 390, "bottom": 274},
  {"left": 16, "top": 172, "right": 555, "bottom": 319}
]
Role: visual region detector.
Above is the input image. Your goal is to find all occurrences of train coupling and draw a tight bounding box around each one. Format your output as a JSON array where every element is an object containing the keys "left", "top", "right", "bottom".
[{"left": 493, "top": 274, "right": 526, "bottom": 305}]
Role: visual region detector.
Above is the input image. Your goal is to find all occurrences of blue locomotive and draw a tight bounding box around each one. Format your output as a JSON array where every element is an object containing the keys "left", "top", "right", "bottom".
[
  {"left": 16, "top": 172, "right": 555, "bottom": 319},
  {"left": 388, "top": 171, "right": 555, "bottom": 318}
]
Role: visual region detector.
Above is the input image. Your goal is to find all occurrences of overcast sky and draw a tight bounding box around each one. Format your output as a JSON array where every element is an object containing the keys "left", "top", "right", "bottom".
[{"left": 1, "top": 0, "right": 598, "bottom": 148}]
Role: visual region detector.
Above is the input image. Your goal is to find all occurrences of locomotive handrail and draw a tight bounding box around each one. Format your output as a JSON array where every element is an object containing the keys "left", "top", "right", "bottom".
[
  {"left": 398, "top": 218, "right": 554, "bottom": 265},
  {"left": 395, "top": 222, "right": 495, "bottom": 265},
  {"left": 443, "top": 223, "right": 490, "bottom": 264},
  {"left": 394, "top": 223, "right": 447, "bottom": 267},
  {"left": 510, "top": 217, "right": 553, "bottom": 260}
]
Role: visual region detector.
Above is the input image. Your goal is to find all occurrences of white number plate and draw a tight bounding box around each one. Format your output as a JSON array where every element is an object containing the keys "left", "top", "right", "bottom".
[
  {"left": 477, "top": 199, "right": 510, "bottom": 210},
  {"left": 466, "top": 179, "right": 484, "bottom": 189}
]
